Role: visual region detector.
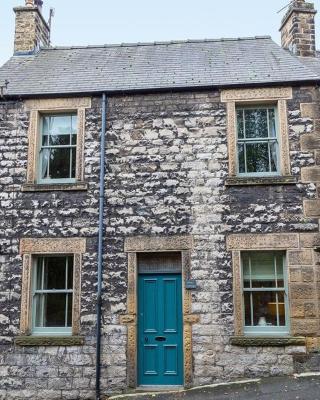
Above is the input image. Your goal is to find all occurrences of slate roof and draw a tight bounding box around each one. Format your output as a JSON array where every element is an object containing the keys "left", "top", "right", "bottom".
[
  {"left": 0, "top": 36, "right": 319, "bottom": 97},
  {"left": 299, "top": 53, "right": 320, "bottom": 76}
]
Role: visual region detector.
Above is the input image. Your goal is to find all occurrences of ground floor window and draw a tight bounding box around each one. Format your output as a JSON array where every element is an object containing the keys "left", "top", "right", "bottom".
[
  {"left": 32, "top": 255, "right": 74, "bottom": 335},
  {"left": 242, "top": 251, "right": 289, "bottom": 335}
]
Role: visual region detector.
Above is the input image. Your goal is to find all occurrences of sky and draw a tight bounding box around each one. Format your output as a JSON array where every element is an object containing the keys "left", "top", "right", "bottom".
[{"left": 1, "top": 0, "right": 320, "bottom": 67}]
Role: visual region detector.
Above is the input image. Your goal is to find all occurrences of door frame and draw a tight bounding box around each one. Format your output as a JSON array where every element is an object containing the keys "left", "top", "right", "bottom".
[{"left": 121, "top": 235, "right": 198, "bottom": 389}]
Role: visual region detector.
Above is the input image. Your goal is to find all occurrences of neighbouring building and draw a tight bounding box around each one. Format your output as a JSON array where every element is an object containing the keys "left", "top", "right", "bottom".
[{"left": 1, "top": 0, "right": 320, "bottom": 399}]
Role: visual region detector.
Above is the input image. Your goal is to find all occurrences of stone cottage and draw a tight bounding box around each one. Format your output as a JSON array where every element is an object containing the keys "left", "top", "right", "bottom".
[{"left": 1, "top": 0, "right": 320, "bottom": 398}]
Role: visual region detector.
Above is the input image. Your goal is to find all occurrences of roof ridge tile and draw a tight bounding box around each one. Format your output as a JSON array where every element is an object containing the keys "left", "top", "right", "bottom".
[{"left": 44, "top": 36, "right": 272, "bottom": 51}]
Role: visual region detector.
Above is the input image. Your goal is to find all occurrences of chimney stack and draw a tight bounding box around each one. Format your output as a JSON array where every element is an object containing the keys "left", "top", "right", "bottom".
[
  {"left": 14, "top": 0, "right": 50, "bottom": 54},
  {"left": 280, "top": 0, "right": 317, "bottom": 57}
]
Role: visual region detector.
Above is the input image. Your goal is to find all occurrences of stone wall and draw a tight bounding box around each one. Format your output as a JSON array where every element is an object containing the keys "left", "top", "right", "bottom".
[
  {"left": 0, "top": 86, "right": 319, "bottom": 399},
  {"left": 0, "top": 100, "right": 100, "bottom": 400}
]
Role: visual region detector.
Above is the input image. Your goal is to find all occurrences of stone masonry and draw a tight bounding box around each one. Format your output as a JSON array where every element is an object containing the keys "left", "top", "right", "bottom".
[
  {"left": 14, "top": 3, "right": 50, "bottom": 54},
  {"left": 280, "top": 0, "right": 317, "bottom": 57},
  {"left": 0, "top": 86, "right": 320, "bottom": 399}
]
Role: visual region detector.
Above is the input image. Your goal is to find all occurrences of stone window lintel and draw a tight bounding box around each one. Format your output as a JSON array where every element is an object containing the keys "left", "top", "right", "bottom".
[{"left": 124, "top": 235, "right": 194, "bottom": 252}]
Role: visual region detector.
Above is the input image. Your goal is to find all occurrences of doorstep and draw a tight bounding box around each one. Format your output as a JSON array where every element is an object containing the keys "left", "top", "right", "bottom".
[{"left": 137, "top": 385, "right": 184, "bottom": 392}]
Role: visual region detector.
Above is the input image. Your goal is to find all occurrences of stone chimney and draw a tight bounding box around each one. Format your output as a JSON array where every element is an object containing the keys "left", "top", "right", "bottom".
[
  {"left": 14, "top": 0, "right": 50, "bottom": 54},
  {"left": 280, "top": 0, "right": 317, "bottom": 57}
]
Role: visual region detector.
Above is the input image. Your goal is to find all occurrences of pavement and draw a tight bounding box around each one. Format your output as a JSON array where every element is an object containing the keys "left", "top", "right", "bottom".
[{"left": 107, "top": 374, "right": 320, "bottom": 400}]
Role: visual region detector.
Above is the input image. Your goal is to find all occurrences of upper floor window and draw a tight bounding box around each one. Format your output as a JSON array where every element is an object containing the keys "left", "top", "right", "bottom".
[
  {"left": 236, "top": 107, "right": 279, "bottom": 176},
  {"left": 38, "top": 114, "right": 77, "bottom": 183},
  {"left": 32, "top": 255, "right": 73, "bottom": 335},
  {"left": 242, "top": 251, "right": 289, "bottom": 335}
]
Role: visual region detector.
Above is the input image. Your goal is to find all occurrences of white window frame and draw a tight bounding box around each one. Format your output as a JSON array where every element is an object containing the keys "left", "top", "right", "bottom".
[
  {"left": 236, "top": 105, "right": 280, "bottom": 177},
  {"left": 37, "top": 113, "right": 78, "bottom": 185},
  {"left": 241, "top": 251, "right": 290, "bottom": 336},
  {"left": 31, "top": 255, "right": 73, "bottom": 336}
]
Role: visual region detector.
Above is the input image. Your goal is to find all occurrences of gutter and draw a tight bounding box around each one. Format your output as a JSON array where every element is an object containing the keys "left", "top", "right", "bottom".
[{"left": 96, "top": 92, "right": 107, "bottom": 400}]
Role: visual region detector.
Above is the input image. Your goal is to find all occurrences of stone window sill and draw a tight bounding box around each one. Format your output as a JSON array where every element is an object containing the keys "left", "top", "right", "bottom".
[
  {"left": 21, "top": 182, "right": 88, "bottom": 192},
  {"left": 230, "top": 336, "right": 306, "bottom": 347},
  {"left": 14, "top": 336, "right": 85, "bottom": 346},
  {"left": 225, "top": 176, "right": 297, "bottom": 186}
]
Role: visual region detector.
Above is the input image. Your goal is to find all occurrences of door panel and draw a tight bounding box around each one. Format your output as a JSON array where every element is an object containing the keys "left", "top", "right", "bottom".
[
  {"left": 164, "top": 345, "right": 178, "bottom": 375},
  {"left": 163, "top": 279, "right": 178, "bottom": 333},
  {"left": 143, "top": 345, "right": 158, "bottom": 375},
  {"left": 138, "top": 273, "right": 183, "bottom": 386},
  {"left": 143, "top": 279, "right": 158, "bottom": 333}
]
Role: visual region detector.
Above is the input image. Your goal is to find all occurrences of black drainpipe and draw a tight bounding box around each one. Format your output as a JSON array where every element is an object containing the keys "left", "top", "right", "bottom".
[{"left": 96, "top": 92, "right": 107, "bottom": 400}]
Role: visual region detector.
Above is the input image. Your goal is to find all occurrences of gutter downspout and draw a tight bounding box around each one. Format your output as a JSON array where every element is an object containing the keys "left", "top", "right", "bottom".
[{"left": 96, "top": 92, "right": 107, "bottom": 400}]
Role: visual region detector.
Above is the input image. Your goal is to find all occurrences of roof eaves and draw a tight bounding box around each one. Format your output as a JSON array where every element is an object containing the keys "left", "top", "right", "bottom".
[{"left": 4, "top": 77, "right": 320, "bottom": 99}]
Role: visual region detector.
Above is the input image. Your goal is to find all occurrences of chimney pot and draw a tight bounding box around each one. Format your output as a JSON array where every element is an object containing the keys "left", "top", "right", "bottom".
[{"left": 34, "top": 0, "right": 43, "bottom": 11}]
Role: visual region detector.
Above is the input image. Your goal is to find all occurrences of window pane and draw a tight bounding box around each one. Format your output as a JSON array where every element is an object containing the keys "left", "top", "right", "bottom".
[
  {"left": 242, "top": 254, "right": 251, "bottom": 288},
  {"left": 44, "top": 115, "right": 73, "bottom": 136},
  {"left": 43, "top": 293, "right": 67, "bottom": 327},
  {"left": 71, "top": 148, "right": 76, "bottom": 178},
  {"left": 277, "top": 292, "right": 286, "bottom": 326},
  {"left": 67, "top": 256, "right": 74, "bottom": 289},
  {"left": 42, "top": 135, "right": 49, "bottom": 146},
  {"left": 42, "top": 117, "right": 50, "bottom": 135},
  {"left": 49, "top": 134, "right": 71, "bottom": 146},
  {"left": 269, "top": 142, "right": 278, "bottom": 172},
  {"left": 244, "top": 292, "right": 252, "bottom": 326},
  {"left": 246, "top": 142, "right": 269, "bottom": 173},
  {"left": 245, "top": 291, "right": 286, "bottom": 327},
  {"left": 276, "top": 255, "right": 284, "bottom": 288},
  {"left": 268, "top": 109, "right": 277, "bottom": 138},
  {"left": 250, "top": 252, "right": 276, "bottom": 288},
  {"left": 237, "top": 110, "right": 244, "bottom": 139},
  {"left": 40, "top": 149, "right": 50, "bottom": 179},
  {"left": 34, "top": 293, "right": 67, "bottom": 327},
  {"left": 71, "top": 134, "right": 77, "bottom": 146},
  {"left": 43, "top": 257, "right": 67, "bottom": 290},
  {"left": 71, "top": 115, "right": 77, "bottom": 135},
  {"left": 238, "top": 143, "right": 245, "bottom": 173},
  {"left": 35, "top": 257, "right": 43, "bottom": 290},
  {"left": 34, "top": 294, "right": 43, "bottom": 327},
  {"left": 48, "top": 148, "right": 72, "bottom": 179},
  {"left": 244, "top": 109, "right": 268, "bottom": 139},
  {"left": 67, "top": 293, "right": 73, "bottom": 327}
]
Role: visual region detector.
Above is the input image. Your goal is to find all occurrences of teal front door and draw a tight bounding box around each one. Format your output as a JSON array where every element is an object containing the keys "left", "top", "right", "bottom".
[{"left": 138, "top": 273, "right": 183, "bottom": 386}]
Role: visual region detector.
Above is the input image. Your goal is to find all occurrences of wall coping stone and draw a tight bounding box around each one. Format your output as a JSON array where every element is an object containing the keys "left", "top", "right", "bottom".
[
  {"left": 14, "top": 336, "right": 85, "bottom": 346},
  {"left": 230, "top": 336, "right": 306, "bottom": 347}
]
